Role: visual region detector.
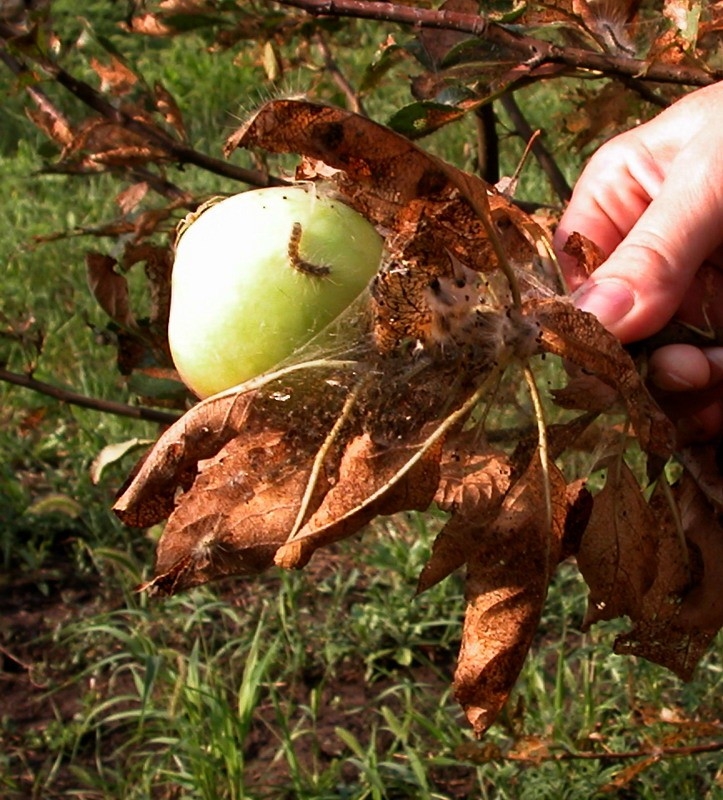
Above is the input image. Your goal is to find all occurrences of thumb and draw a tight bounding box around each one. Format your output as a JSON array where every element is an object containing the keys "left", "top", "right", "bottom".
[{"left": 571, "top": 138, "right": 723, "bottom": 343}]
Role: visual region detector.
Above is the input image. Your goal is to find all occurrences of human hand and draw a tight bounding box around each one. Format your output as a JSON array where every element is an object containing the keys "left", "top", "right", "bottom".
[{"left": 553, "top": 82, "right": 723, "bottom": 440}]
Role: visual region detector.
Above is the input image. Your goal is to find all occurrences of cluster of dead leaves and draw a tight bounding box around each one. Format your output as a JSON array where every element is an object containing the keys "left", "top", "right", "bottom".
[
  {"left": 86, "top": 242, "right": 188, "bottom": 405},
  {"left": 113, "top": 99, "right": 723, "bottom": 737}
]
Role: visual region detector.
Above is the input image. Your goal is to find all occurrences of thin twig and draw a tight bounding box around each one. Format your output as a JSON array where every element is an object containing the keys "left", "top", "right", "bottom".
[
  {"left": 277, "top": 0, "right": 721, "bottom": 86},
  {"left": 0, "top": 368, "right": 180, "bottom": 424},
  {"left": 314, "top": 31, "right": 367, "bottom": 115},
  {"left": 499, "top": 92, "right": 571, "bottom": 203},
  {"left": 502, "top": 739, "right": 723, "bottom": 763},
  {"left": 618, "top": 75, "right": 671, "bottom": 109},
  {"left": 474, "top": 103, "right": 499, "bottom": 184}
]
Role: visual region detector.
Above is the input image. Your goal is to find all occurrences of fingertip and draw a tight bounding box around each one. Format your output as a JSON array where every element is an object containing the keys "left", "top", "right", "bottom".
[
  {"left": 648, "top": 345, "right": 712, "bottom": 391},
  {"left": 571, "top": 278, "right": 635, "bottom": 333}
]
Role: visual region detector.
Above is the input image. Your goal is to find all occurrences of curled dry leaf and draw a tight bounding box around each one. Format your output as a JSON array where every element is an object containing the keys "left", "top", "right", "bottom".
[
  {"left": 417, "top": 439, "right": 512, "bottom": 594},
  {"left": 86, "top": 252, "right": 137, "bottom": 331},
  {"left": 528, "top": 297, "right": 675, "bottom": 458},
  {"left": 613, "top": 475, "right": 721, "bottom": 679},
  {"left": 60, "top": 108, "right": 169, "bottom": 170},
  {"left": 114, "top": 389, "right": 258, "bottom": 528},
  {"left": 115, "top": 181, "right": 150, "bottom": 215},
  {"left": 141, "top": 427, "right": 318, "bottom": 595},
  {"left": 454, "top": 456, "right": 567, "bottom": 736},
  {"left": 154, "top": 82, "right": 187, "bottom": 141},
  {"left": 562, "top": 230, "right": 604, "bottom": 280},
  {"left": 90, "top": 56, "right": 138, "bottom": 96},
  {"left": 226, "top": 98, "right": 559, "bottom": 299},
  {"left": 576, "top": 457, "right": 659, "bottom": 627},
  {"left": 25, "top": 106, "right": 74, "bottom": 148}
]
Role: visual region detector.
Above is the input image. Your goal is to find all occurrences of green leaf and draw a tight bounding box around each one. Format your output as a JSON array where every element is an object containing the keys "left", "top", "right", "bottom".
[
  {"left": 90, "top": 438, "right": 154, "bottom": 485},
  {"left": 24, "top": 493, "right": 83, "bottom": 519},
  {"left": 387, "top": 101, "right": 466, "bottom": 139},
  {"left": 359, "top": 40, "right": 407, "bottom": 93}
]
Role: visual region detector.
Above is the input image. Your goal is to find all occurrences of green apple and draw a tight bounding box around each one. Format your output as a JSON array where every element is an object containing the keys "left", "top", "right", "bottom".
[{"left": 168, "top": 185, "right": 383, "bottom": 398}]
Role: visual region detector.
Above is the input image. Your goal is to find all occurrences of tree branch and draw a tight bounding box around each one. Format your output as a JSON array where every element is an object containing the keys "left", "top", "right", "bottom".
[
  {"left": 314, "top": 31, "right": 367, "bottom": 115},
  {"left": 474, "top": 103, "right": 499, "bottom": 185},
  {"left": 277, "top": 0, "right": 722, "bottom": 87},
  {"left": 503, "top": 738, "right": 723, "bottom": 763},
  {"left": 0, "top": 368, "right": 180, "bottom": 425},
  {"left": 0, "top": 27, "right": 288, "bottom": 189}
]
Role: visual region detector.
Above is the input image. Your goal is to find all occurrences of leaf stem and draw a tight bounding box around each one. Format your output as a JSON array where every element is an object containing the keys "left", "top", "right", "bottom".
[
  {"left": 287, "top": 374, "right": 369, "bottom": 541},
  {"left": 524, "top": 364, "right": 551, "bottom": 533},
  {"left": 659, "top": 471, "right": 690, "bottom": 574}
]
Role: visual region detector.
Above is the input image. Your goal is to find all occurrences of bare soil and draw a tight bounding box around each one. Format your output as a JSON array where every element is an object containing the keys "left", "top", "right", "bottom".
[{"left": 1, "top": 545, "right": 478, "bottom": 799}]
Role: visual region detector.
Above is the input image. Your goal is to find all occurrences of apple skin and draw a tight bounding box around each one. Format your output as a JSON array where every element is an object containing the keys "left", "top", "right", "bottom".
[{"left": 168, "top": 185, "right": 383, "bottom": 398}]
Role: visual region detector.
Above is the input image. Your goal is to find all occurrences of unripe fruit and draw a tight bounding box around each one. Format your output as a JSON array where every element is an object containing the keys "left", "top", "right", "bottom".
[{"left": 168, "top": 185, "right": 383, "bottom": 398}]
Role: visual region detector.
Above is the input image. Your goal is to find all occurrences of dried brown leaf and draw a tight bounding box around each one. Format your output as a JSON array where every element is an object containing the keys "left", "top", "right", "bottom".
[
  {"left": 121, "top": 242, "right": 173, "bottom": 333},
  {"left": 551, "top": 370, "right": 622, "bottom": 414},
  {"left": 529, "top": 297, "right": 675, "bottom": 458},
  {"left": 86, "top": 252, "right": 137, "bottom": 330},
  {"left": 612, "top": 475, "right": 719, "bottom": 679},
  {"left": 673, "top": 476, "right": 723, "bottom": 632},
  {"left": 561, "top": 478, "right": 594, "bottom": 560},
  {"left": 577, "top": 458, "right": 658, "bottom": 627},
  {"left": 115, "top": 181, "right": 150, "bottom": 215},
  {"left": 224, "top": 99, "right": 455, "bottom": 231},
  {"left": 114, "top": 390, "right": 257, "bottom": 528},
  {"left": 226, "top": 99, "right": 557, "bottom": 295},
  {"left": 116, "top": 347, "right": 457, "bottom": 594},
  {"left": 275, "top": 428, "right": 443, "bottom": 570},
  {"left": 562, "top": 230, "right": 604, "bottom": 280},
  {"left": 25, "top": 106, "right": 73, "bottom": 148},
  {"left": 454, "top": 457, "right": 567, "bottom": 736},
  {"left": 122, "top": 13, "right": 178, "bottom": 36},
  {"left": 143, "top": 427, "right": 319, "bottom": 595},
  {"left": 61, "top": 112, "right": 168, "bottom": 169},
  {"left": 417, "top": 441, "right": 512, "bottom": 594},
  {"left": 434, "top": 435, "right": 512, "bottom": 514},
  {"left": 677, "top": 440, "right": 723, "bottom": 510},
  {"left": 599, "top": 756, "right": 662, "bottom": 794},
  {"left": 154, "top": 82, "right": 187, "bottom": 140},
  {"left": 509, "top": 410, "right": 601, "bottom": 471},
  {"left": 90, "top": 56, "right": 138, "bottom": 96}
]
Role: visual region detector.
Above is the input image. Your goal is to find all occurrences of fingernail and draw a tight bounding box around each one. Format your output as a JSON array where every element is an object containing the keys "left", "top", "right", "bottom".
[
  {"left": 649, "top": 369, "right": 696, "bottom": 391},
  {"left": 571, "top": 279, "right": 635, "bottom": 329},
  {"left": 703, "top": 348, "right": 723, "bottom": 374}
]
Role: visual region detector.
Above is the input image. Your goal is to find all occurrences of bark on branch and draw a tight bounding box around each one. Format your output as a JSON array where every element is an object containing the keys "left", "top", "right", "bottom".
[
  {"left": 0, "top": 368, "right": 180, "bottom": 425},
  {"left": 277, "top": 0, "right": 722, "bottom": 87},
  {"left": 0, "top": 25, "right": 287, "bottom": 189}
]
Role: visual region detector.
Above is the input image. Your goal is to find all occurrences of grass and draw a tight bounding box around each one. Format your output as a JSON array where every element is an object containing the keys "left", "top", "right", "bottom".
[{"left": 2, "top": 4, "right": 723, "bottom": 799}]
